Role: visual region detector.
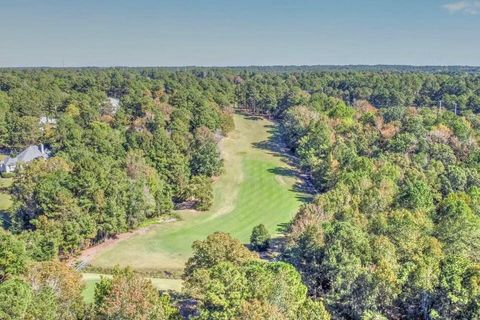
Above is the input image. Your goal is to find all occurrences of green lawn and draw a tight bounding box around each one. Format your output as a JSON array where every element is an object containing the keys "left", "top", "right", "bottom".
[
  {"left": 81, "top": 273, "right": 182, "bottom": 304},
  {"left": 0, "top": 177, "right": 13, "bottom": 211},
  {"left": 90, "top": 114, "right": 307, "bottom": 273}
]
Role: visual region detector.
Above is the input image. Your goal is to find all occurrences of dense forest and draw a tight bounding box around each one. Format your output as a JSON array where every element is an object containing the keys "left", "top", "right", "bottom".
[
  {"left": 1, "top": 67, "right": 480, "bottom": 319},
  {"left": 0, "top": 68, "right": 235, "bottom": 259}
]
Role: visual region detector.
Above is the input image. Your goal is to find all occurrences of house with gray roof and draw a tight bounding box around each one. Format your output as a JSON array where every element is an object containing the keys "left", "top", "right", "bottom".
[{"left": 0, "top": 145, "right": 50, "bottom": 173}]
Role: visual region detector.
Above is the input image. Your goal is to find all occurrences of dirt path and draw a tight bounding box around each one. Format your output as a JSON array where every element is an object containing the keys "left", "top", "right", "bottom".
[{"left": 68, "top": 225, "right": 155, "bottom": 270}]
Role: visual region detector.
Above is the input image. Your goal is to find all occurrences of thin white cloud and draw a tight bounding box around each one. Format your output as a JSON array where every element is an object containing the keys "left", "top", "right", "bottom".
[{"left": 442, "top": 1, "right": 480, "bottom": 14}]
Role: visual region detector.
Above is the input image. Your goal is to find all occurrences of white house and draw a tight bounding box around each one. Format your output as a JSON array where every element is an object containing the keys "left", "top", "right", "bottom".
[
  {"left": 106, "top": 97, "right": 120, "bottom": 115},
  {"left": 39, "top": 116, "right": 57, "bottom": 126},
  {"left": 0, "top": 145, "right": 50, "bottom": 173}
]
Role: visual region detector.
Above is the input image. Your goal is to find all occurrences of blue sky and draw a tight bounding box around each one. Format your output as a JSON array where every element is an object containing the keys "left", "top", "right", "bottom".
[{"left": 1, "top": 0, "right": 479, "bottom": 66}]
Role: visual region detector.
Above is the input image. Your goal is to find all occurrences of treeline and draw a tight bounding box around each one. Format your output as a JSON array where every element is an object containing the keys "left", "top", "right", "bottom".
[
  {"left": 0, "top": 68, "right": 235, "bottom": 258},
  {"left": 234, "top": 70, "right": 480, "bottom": 318},
  {"left": 0, "top": 229, "right": 331, "bottom": 319},
  {"left": 235, "top": 71, "right": 480, "bottom": 116},
  {"left": 11, "top": 65, "right": 479, "bottom": 73},
  {"left": 280, "top": 96, "right": 480, "bottom": 318}
]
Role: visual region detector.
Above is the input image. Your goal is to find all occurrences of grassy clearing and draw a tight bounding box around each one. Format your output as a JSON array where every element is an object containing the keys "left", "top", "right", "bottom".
[
  {"left": 90, "top": 114, "right": 307, "bottom": 273},
  {"left": 0, "top": 194, "right": 12, "bottom": 211},
  {"left": 0, "top": 177, "right": 13, "bottom": 211},
  {"left": 81, "top": 273, "right": 182, "bottom": 303}
]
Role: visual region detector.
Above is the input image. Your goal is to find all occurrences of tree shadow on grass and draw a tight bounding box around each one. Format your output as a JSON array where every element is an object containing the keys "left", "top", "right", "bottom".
[
  {"left": 252, "top": 140, "right": 285, "bottom": 157},
  {"left": 235, "top": 110, "right": 264, "bottom": 121},
  {"left": 244, "top": 115, "right": 263, "bottom": 121},
  {"left": 252, "top": 123, "right": 317, "bottom": 204},
  {"left": 267, "top": 167, "right": 297, "bottom": 178},
  {"left": 276, "top": 222, "right": 291, "bottom": 233},
  {"left": 295, "top": 194, "right": 314, "bottom": 204},
  {"left": 292, "top": 179, "right": 317, "bottom": 195}
]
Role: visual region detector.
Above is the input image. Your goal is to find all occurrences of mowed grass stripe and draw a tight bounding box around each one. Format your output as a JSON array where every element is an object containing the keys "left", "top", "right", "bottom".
[{"left": 89, "top": 114, "right": 306, "bottom": 272}]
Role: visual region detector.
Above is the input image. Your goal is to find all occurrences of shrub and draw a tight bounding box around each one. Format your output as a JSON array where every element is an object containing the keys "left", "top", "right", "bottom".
[{"left": 250, "top": 224, "right": 271, "bottom": 251}]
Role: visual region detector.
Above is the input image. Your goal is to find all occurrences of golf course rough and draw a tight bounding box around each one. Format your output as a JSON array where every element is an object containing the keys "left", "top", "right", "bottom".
[{"left": 90, "top": 114, "right": 307, "bottom": 272}]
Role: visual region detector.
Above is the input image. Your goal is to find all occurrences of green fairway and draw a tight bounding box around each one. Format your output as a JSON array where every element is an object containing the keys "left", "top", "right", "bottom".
[
  {"left": 90, "top": 114, "right": 307, "bottom": 272},
  {"left": 81, "top": 273, "right": 182, "bottom": 304}
]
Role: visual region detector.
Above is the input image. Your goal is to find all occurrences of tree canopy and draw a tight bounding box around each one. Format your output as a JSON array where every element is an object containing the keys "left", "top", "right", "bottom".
[{"left": 2, "top": 67, "right": 480, "bottom": 319}]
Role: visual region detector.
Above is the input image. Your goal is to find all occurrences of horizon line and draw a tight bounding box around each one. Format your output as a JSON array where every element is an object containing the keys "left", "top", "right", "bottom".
[{"left": 1, "top": 64, "right": 480, "bottom": 69}]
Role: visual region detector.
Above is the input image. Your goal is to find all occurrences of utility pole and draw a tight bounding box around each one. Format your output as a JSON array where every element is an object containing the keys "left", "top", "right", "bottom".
[{"left": 454, "top": 103, "right": 458, "bottom": 115}]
